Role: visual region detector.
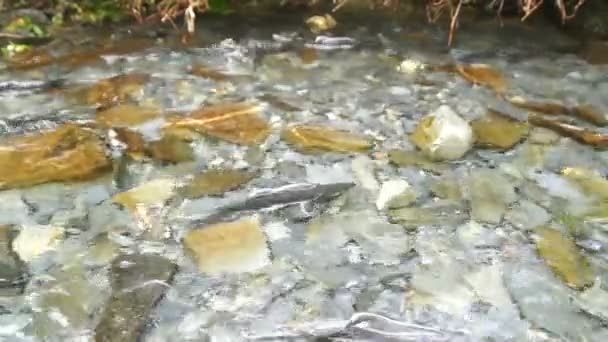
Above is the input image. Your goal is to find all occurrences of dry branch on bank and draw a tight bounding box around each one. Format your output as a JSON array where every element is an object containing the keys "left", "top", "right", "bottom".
[{"left": 2, "top": 0, "right": 593, "bottom": 46}]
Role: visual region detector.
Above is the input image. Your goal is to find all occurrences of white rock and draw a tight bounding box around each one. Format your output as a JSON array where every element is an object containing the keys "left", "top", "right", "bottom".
[
  {"left": 376, "top": 179, "right": 413, "bottom": 210},
  {"left": 112, "top": 178, "right": 177, "bottom": 211},
  {"left": 411, "top": 105, "right": 474, "bottom": 161},
  {"left": 12, "top": 225, "right": 64, "bottom": 263},
  {"left": 397, "top": 59, "right": 423, "bottom": 74},
  {"left": 351, "top": 156, "right": 379, "bottom": 191},
  {"left": 263, "top": 221, "right": 290, "bottom": 241}
]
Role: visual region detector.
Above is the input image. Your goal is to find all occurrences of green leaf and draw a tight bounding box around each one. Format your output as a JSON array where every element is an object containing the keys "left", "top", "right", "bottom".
[{"left": 208, "top": 0, "right": 233, "bottom": 15}]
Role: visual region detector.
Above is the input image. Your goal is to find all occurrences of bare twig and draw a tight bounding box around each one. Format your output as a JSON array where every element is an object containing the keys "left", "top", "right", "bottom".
[{"left": 448, "top": 0, "right": 463, "bottom": 47}]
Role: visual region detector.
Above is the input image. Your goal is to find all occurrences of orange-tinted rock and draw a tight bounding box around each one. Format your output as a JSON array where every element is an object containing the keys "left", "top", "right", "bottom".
[
  {"left": 572, "top": 104, "right": 608, "bottom": 126},
  {"left": 0, "top": 124, "right": 111, "bottom": 189},
  {"left": 529, "top": 114, "right": 608, "bottom": 147},
  {"left": 508, "top": 96, "right": 567, "bottom": 115},
  {"left": 190, "top": 64, "right": 228, "bottom": 81},
  {"left": 165, "top": 102, "right": 271, "bottom": 145},
  {"left": 456, "top": 64, "right": 507, "bottom": 93},
  {"left": 298, "top": 47, "right": 318, "bottom": 64},
  {"left": 96, "top": 104, "right": 161, "bottom": 127},
  {"left": 180, "top": 169, "right": 257, "bottom": 198},
  {"left": 7, "top": 49, "right": 54, "bottom": 70},
  {"left": 55, "top": 50, "right": 105, "bottom": 68},
  {"left": 147, "top": 135, "right": 194, "bottom": 163},
  {"left": 282, "top": 124, "right": 373, "bottom": 153},
  {"left": 113, "top": 128, "right": 147, "bottom": 159},
  {"left": 472, "top": 110, "right": 529, "bottom": 149},
  {"left": 82, "top": 73, "right": 150, "bottom": 108}
]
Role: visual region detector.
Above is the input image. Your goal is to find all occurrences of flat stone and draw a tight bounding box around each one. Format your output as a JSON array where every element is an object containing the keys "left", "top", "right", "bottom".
[
  {"left": 11, "top": 225, "right": 64, "bottom": 263},
  {"left": 94, "top": 253, "right": 177, "bottom": 342},
  {"left": 147, "top": 134, "right": 195, "bottom": 164},
  {"left": 179, "top": 169, "right": 257, "bottom": 199},
  {"left": 0, "top": 225, "right": 27, "bottom": 295},
  {"left": 282, "top": 124, "right": 373, "bottom": 154},
  {"left": 536, "top": 227, "right": 595, "bottom": 290},
  {"left": 165, "top": 102, "right": 270, "bottom": 145},
  {"left": 96, "top": 104, "right": 161, "bottom": 128},
  {"left": 113, "top": 127, "right": 147, "bottom": 159},
  {"left": 388, "top": 149, "right": 448, "bottom": 174},
  {"left": 184, "top": 217, "right": 270, "bottom": 275},
  {"left": 80, "top": 73, "right": 150, "bottom": 107},
  {"left": 456, "top": 63, "right": 507, "bottom": 93},
  {"left": 376, "top": 179, "right": 416, "bottom": 210},
  {"left": 465, "top": 169, "right": 517, "bottom": 224},
  {"left": 472, "top": 110, "right": 528, "bottom": 149},
  {"left": 410, "top": 105, "right": 473, "bottom": 161},
  {"left": 0, "top": 124, "right": 112, "bottom": 190},
  {"left": 112, "top": 178, "right": 177, "bottom": 212}
]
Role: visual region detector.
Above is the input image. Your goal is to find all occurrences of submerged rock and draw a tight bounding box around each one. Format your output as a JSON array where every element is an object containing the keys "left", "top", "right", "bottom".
[
  {"left": 376, "top": 179, "right": 417, "bottom": 210},
  {"left": 388, "top": 200, "right": 468, "bottom": 230},
  {"left": 0, "top": 124, "right": 111, "bottom": 189},
  {"left": 305, "top": 14, "right": 336, "bottom": 33},
  {"left": 112, "top": 178, "right": 177, "bottom": 212},
  {"left": 529, "top": 114, "right": 608, "bottom": 148},
  {"left": 80, "top": 73, "right": 150, "bottom": 107},
  {"left": 410, "top": 105, "right": 473, "bottom": 161},
  {"left": 0, "top": 225, "right": 27, "bottom": 295},
  {"left": 509, "top": 97, "right": 608, "bottom": 126},
  {"left": 572, "top": 104, "right": 608, "bottom": 127},
  {"left": 113, "top": 127, "right": 147, "bottom": 159},
  {"left": 505, "top": 200, "right": 551, "bottom": 231},
  {"left": 11, "top": 225, "right": 64, "bottom": 263},
  {"left": 535, "top": 227, "right": 595, "bottom": 290},
  {"left": 472, "top": 110, "right": 528, "bottom": 149},
  {"left": 184, "top": 217, "right": 270, "bottom": 275},
  {"left": 165, "top": 102, "right": 271, "bottom": 145},
  {"left": 32, "top": 264, "right": 106, "bottom": 338},
  {"left": 387, "top": 149, "right": 448, "bottom": 174},
  {"left": 562, "top": 166, "right": 608, "bottom": 201},
  {"left": 148, "top": 134, "right": 195, "bottom": 164},
  {"left": 282, "top": 124, "right": 373, "bottom": 154},
  {"left": 180, "top": 169, "right": 257, "bottom": 199},
  {"left": 94, "top": 253, "right": 177, "bottom": 342},
  {"left": 465, "top": 169, "right": 517, "bottom": 224},
  {"left": 455, "top": 64, "right": 507, "bottom": 93},
  {"left": 508, "top": 96, "right": 567, "bottom": 115},
  {"left": 190, "top": 64, "right": 228, "bottom": 81},
  {"left": 505, "top": 259, "right": 597, "bottom": 339},
  {"left": 96, "top": 104, "right": 161, "bottom": 128},
  {"left": 7, "top": 48, "right": 53, "bottom": 70}
]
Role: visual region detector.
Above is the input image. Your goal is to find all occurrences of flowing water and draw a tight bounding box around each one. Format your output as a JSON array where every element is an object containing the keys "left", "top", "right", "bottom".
[{"left": 1, "top": 10, "right": 608, "bottom": 342}]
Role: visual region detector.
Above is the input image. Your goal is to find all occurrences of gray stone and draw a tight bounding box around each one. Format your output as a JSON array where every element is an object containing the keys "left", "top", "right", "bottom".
[
  {"left": 0, "top": 225, "right": 27, "bottom": 296},
  {"left": 94, "top": 253, "right": 177, "bottom": 342}
]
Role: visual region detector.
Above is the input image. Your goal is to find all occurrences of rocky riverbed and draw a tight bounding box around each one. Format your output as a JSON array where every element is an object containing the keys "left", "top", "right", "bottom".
[{"left": 1, "top": 10, "right": 608, "bottom": 342}]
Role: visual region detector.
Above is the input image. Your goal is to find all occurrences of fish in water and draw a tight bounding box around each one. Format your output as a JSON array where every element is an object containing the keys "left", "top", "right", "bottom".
[
  {"left": 0, "top": 79, "right": 64, "bottom": 94},
  {"left": 191, "top": 182, "right": 354, "bottom": 226}
]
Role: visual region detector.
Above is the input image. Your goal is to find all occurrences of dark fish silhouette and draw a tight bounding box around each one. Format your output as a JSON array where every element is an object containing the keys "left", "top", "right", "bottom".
[{"left": 191, "top": 182, "right": 354, "bottom": 226}]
